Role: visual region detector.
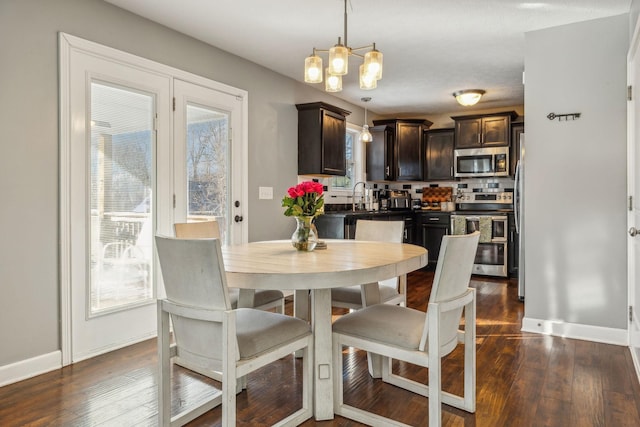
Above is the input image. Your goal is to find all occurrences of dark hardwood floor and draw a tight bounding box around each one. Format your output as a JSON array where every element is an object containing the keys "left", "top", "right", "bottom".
[{"left": 1, "top": 271, "right": 639, "bottom": 426}]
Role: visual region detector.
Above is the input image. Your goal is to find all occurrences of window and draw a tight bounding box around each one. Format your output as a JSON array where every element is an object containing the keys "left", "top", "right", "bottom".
[{"left": 327, "top": 124, "right": 364, "bottom": 193}]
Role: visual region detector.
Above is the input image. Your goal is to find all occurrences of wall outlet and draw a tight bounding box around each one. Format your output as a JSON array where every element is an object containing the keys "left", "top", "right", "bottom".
[{"left": 258, "top": 186, "right": 273, "bottom": 200}]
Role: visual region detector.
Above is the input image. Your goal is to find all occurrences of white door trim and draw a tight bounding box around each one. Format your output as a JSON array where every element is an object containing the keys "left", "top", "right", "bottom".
[
  {"left": 627, "top": 15, "right": 640, "bottom": 382},
  {"left": 59, "top": 32, "right": 248, "bottom": 366}
]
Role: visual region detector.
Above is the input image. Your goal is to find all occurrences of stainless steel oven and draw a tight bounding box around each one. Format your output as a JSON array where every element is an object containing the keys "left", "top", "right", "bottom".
[
  {"left": 452, "top": 190, "right": 513, "bottom": 277},
  {"left": 452, "top": 214, "right": 508, "bottom": 277}
]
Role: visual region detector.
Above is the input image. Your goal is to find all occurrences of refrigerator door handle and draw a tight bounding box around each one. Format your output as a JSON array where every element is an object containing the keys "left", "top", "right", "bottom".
[{"left": 514, "top": 161, "right": 521, "bottom": 234}]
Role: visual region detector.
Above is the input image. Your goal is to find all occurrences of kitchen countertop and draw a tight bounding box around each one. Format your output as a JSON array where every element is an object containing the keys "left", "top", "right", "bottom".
[{"left": 321, "top": 209, "right": 414, "bottom": 217}]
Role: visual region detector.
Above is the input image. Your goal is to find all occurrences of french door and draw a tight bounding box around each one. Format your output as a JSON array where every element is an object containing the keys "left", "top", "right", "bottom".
[
  {"left": 64, "top": 45, "right": 171, "bottom": 362},
  {"left": 172, "top": 79, "right": 247, "bottom": 246},
  {"left": 60, "top": 33, "right": 248, "bottom": 363}
]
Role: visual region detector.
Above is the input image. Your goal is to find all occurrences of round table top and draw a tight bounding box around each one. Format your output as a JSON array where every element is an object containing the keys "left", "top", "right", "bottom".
[{"left": 222, "top": 239, "right": 428, "bottom": 290}]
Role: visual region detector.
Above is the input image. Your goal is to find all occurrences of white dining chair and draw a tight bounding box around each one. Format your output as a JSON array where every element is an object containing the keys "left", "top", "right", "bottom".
[
  {"left": 174, "top": 221, "right": 285, "bottom": 313},
  {"left": 332, "top": 231, "right": 480, "bottom": 427},
  {"left": 331, "top": 219, "right": 406, "bottom": 309},
  {"left": 155, "top": 236, "right": 313, "bottom": 427}
]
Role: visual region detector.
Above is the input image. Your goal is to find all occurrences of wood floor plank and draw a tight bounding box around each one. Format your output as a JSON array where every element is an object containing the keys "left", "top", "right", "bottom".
[{"left": 1, "top": 270, "right": 639, "bottom": 427}]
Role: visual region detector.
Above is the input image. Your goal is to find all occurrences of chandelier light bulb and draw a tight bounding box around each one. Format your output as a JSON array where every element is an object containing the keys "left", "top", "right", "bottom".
[
  {"left": 325, "top": 68, "right": 342, "bottom": 92},
  {"left": 364, "top": 48, "right": 383, "bottom": 80},
  {"left": 329, "top": 42, "right": 349, "bottom": 75},
  {"left": 359, "top": 64, "right": 377, "bottom": 90},
  {"left": 304, "top": 54, "right": 323, "bottom": 83}
]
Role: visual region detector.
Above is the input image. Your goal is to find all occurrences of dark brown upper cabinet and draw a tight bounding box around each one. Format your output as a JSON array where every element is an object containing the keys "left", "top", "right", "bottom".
[
  {"left": 296, "top": 102, "right": 351, "bottom": 176},
  {"left": 452, "top": 111, "right": 518, "bottom": 149},
  {"left": 425, "top": 128, "right": 455, "bottom": 181},
  {"left": 368, "top": 118, "right": 432, "bottom": 181}
]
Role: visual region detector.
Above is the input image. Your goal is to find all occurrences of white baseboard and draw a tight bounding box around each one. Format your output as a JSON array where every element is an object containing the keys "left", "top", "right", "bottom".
[
  {"left": 0, "top": 351, "right": 62, "bottom": 387},
  {"left": 522, "top": 317, "right": 628, "bottom": 346}
]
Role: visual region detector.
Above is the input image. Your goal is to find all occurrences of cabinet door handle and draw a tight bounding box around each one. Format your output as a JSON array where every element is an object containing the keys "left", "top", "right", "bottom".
[
  {"left": 477, "top": 133, "right": 481, "bottom": 145},
  {"left": 429, "top": 217, "right": 440, "bottom": 221},
  {"left": 385, "top": 166, "right": 390, "bottom": 177}
]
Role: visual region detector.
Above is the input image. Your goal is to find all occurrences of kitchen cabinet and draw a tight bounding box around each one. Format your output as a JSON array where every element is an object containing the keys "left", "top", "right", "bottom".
[
  {"left": 314, "top": 210, "right": 415, "bottom": 243},
  {"left": 510, "top": 121, "right": 524, "bottom": 176},
  {"left": 424, "top": 128, "right": 454, "bottom": 181},
  {"left": 296, "top": 102, "right": 351, "bottom": 176},
  {"left": 387, "top": 212, "right": 416, "bottom": 244},
  {"left": 416, "top": 212, "right": 450, "bottom": 267},
  {"left": 452, "top": 111, "right": 517, "bottom": 149},
  {"left": 367, "top": 118, "right": 432, "bottom": 181}
]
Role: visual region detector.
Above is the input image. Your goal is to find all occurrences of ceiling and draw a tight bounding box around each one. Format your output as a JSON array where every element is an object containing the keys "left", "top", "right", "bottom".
[{"left": 104, "top": 0, "right": 630, "bottom": 115}]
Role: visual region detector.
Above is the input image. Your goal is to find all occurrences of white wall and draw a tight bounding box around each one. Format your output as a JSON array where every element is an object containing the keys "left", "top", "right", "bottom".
[
  {"left": 523, "top": 14, "right": 629, "bottom": 339},
  {"left": 0, "top": 0, "right": 367, "bottom": 371}
]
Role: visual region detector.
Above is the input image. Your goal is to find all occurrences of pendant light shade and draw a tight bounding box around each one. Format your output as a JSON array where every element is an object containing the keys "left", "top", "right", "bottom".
[
  {"left": 329, "top": 40, "right": 349, "bottom": 75},
  {"left": 325, "top": 68, "right": 342, "bottom": 92},
  {"left": 361, "top": 124, "right": 372, "bottom": 142},
  {"left": 359, "top": 64, "right": 377, "bottom": 90},
  {"left": 453, "top": 89, "right": 486, "bottom": 106},
  {"left": 360, "top": 97, "right": 372, "bottom": 142},
  {"left": 364, "top": 46, "right": 383, "bottom": 80},
  {"left": 304, "top": 53, "right": 323, "bottom": 83}
]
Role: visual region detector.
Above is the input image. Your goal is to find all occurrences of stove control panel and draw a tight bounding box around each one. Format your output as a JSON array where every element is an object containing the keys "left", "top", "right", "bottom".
[{"left": 456, "top": 191, "right": 513, "bottom": 204}]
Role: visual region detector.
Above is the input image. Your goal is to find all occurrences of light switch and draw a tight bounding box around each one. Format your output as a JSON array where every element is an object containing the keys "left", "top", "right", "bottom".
[{"left": 258, "top": 186, "right": 273, "bottom": 200}]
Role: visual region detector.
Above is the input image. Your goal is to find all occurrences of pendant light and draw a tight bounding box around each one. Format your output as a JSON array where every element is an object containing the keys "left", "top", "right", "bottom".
[
  {"left": 360, "top": 97, "right": 373, "bottom": 142},
  {"left": 303, "top": 0, "right": 383, "bottom": 92}
]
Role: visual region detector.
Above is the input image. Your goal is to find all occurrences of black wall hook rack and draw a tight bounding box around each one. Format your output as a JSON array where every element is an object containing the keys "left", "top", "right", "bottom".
[{"left": 547, "top": 112, "right": 581, "bottom": 121}]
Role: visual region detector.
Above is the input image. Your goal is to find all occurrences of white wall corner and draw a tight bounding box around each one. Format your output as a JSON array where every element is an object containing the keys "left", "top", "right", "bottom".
[
  {"left": 0, "top": 351, "right": 62, "bottom": 387},
  {"left": 522, "top": 317, "right": 628, "bottom": 346}
]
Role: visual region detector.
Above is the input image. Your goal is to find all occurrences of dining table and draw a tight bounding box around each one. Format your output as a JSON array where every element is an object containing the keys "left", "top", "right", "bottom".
[{"left": 222, "top": 239, "right": 428, "bottom": 421}]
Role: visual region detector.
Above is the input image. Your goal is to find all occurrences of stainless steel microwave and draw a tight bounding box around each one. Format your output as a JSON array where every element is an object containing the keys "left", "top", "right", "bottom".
[{"left": 454, "top": 146, "right": 509, "bottom": 178}]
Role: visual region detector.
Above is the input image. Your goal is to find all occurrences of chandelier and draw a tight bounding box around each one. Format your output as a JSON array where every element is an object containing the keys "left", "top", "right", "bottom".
[{"left": 304, "top": 0, "right": 383, "bottom": 92}]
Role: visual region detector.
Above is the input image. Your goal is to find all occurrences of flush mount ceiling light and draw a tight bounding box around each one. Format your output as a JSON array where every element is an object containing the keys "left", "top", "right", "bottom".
[
  {"left": 304, "top": 0, "right": 383, "bottom": 92},
  {"left": 453, "top": 89, "right": 486, "bottom": 106},
  {"left": 360, "top": 97, "right": 372, "bottom": 142}
]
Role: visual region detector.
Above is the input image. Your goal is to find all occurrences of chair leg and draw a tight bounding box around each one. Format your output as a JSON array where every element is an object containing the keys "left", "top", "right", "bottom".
[
  {"left": 222, "top": 312, "right": 237, "bottom": 427},
  {"left": 158, "top": 303, "right": 171, "bottom": 426},
  {"left": 463, "top": 295, "right": 476, "bottom": 412},
  {"left": 428, "top": 305, "right": 442, "bottom": 427},
  {"left": 332, "top": 335, "right": 344, "bottom": 411}
]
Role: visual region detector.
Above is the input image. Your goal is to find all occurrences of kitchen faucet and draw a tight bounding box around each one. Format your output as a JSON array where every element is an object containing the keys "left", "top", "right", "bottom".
[{"left": 352, "top": 181, "right": 367, "bottom": 211}]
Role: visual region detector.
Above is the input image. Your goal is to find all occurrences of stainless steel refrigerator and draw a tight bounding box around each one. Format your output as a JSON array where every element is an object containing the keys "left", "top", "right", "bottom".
[{"left": 514, "top": 133, "right": 525, "bottom": 301}]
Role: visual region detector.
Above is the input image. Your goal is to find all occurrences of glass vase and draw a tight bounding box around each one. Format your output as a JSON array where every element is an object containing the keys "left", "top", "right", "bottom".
[{"left": 291, "top": 216, "right": 318, "bottom": 251}]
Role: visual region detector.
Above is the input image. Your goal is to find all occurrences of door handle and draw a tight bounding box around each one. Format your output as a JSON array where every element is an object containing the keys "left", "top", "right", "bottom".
[
  {"left": 630, "top": 227, "right": 639, "bottom": 237},
  {"left": 234, "top": 215, "right": 243, "bottom": 223}
]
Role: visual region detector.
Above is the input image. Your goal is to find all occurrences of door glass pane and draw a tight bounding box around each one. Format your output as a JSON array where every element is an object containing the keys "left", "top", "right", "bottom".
[
  {"left": 90, "top": 81, "right": 154, "bottom": 314},
  {"left": 186, "top": 104, "right": 230, "bottom": 244}
]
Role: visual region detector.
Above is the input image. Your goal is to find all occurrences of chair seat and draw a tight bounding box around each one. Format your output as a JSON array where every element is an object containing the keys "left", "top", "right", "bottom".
[
  {"left": 332, "top": 304, "right": 425, "bottom": 350},
  {"left": 236, "top": 308, "right": 311, "bottom": 359},
  {"left": 331, "top": 283, "right": 399, "bottom": 306},
  {"left": 228, "top": 288, "right": 283, "bottom": 309}
]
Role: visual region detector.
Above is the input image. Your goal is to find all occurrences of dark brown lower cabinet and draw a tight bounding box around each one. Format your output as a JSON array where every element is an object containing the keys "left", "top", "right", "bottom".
[{"left": 417, "top": 212, "right": 450, "bottom": 267}]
